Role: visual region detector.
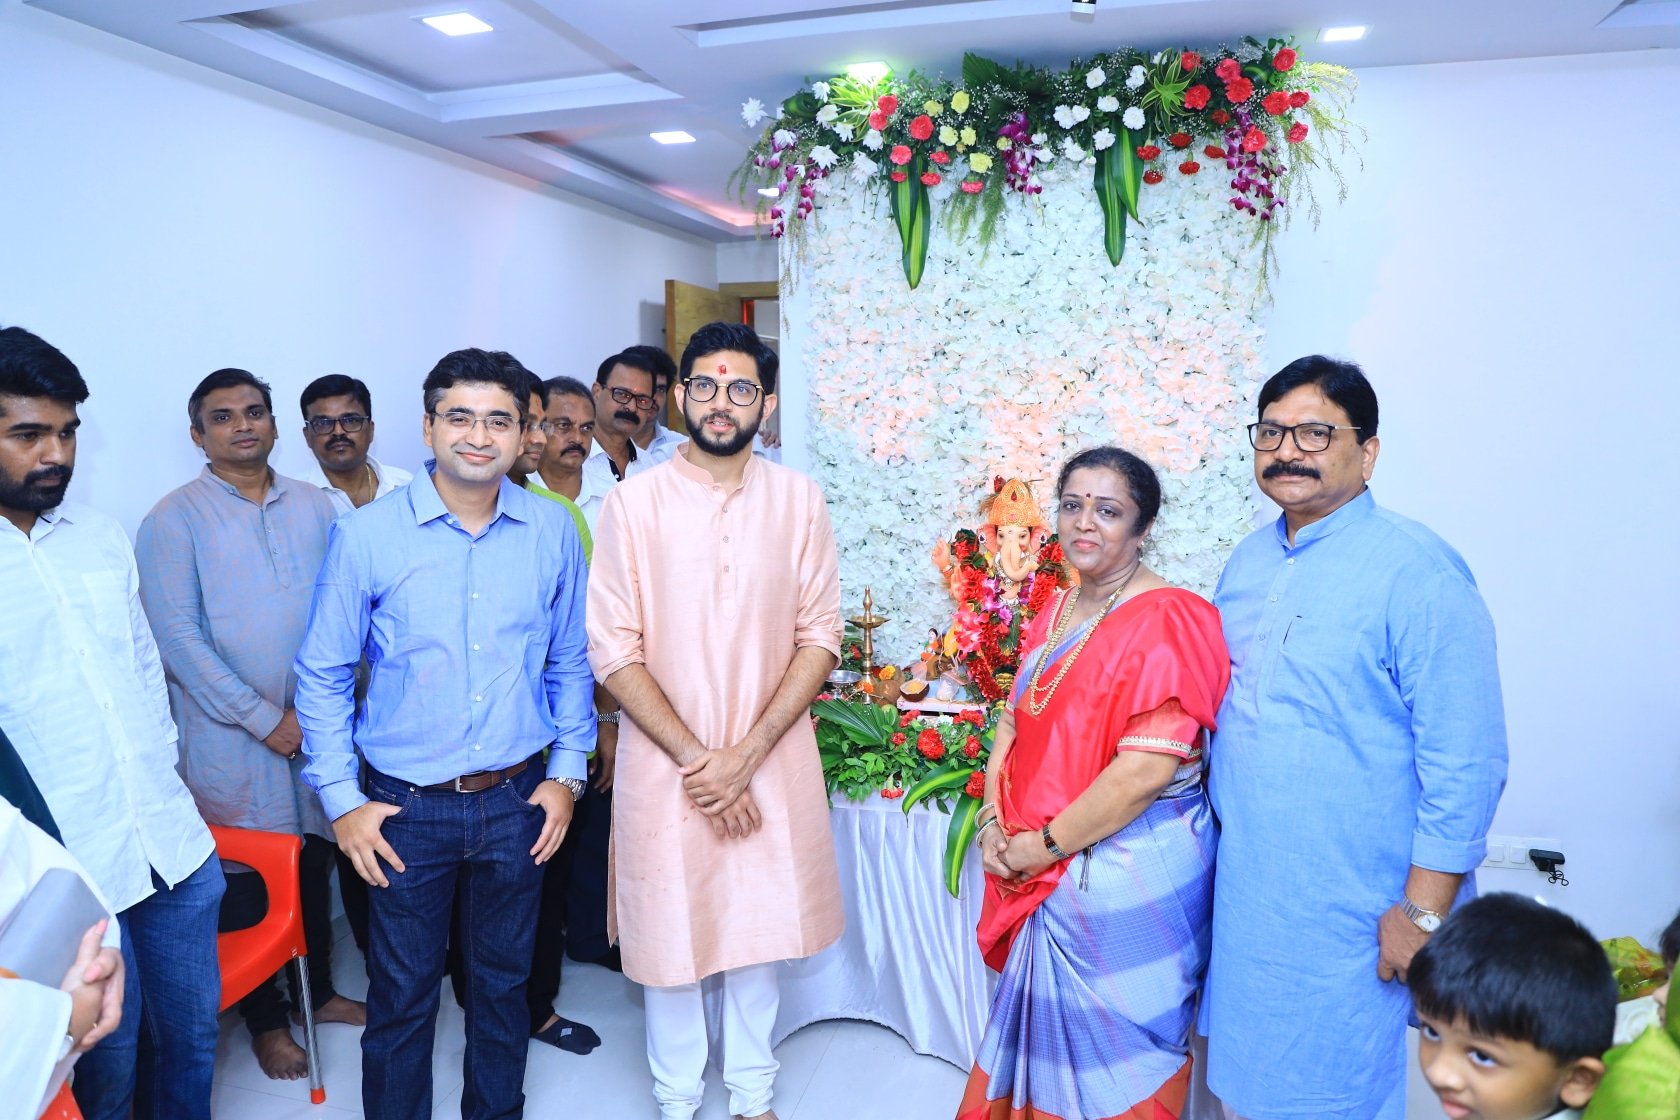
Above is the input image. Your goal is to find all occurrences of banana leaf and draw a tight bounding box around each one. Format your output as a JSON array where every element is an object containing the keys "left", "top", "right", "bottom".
[
  {"left": 887, "top": 153, "right": 931, "bottom": 288},
  {"left": 1092, "top": 130, "right": 1145, "bottom": 267}
]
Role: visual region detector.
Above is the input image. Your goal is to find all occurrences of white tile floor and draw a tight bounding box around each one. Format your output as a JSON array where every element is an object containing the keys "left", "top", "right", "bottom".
[{"left": 211, "top": 921, "right": 968, "bottom": 1119}]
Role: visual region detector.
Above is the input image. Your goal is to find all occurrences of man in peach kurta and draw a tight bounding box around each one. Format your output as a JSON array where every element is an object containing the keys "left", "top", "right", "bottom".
[{"left": 587, "top": 321, "right": 842, "bottom": 1120}]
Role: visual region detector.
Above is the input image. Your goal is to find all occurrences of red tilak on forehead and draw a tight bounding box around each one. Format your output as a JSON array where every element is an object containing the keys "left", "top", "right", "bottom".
[{"left": 717, "top": 362, "right": 728, "bottom": 373}]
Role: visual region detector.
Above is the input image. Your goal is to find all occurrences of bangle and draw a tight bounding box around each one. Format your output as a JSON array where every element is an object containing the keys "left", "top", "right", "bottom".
[
  {"left": 975, "top": 819, "right": 1000, "bottom": 844},
  {"left": 1041, "top": 822, "right": 1069, "bottom": 860}
]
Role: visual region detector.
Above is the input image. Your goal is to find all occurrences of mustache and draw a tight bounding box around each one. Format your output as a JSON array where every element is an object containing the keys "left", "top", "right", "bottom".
[
  {"left": 1263, "top": 461, "right": 1320, "bottom": 480},
  {"left": 28, "top": 466, "right": 72, "bottom": 486},
  {"left": 700, "top": 412, "right": 735, "bottom": 428},
  {"left": 326, "top": 438, "right": 352, "bottom": 450},
  {"left": 614, "top": 409, "right": 640, "bottom": 425},
  {"left": 558, "top": 443, "right": 586, "bottom": 456}
]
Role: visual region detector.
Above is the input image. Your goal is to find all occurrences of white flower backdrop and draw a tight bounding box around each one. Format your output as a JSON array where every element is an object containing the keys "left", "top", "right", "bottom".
[{"left": 783, "top": 163, "right": 1268, "bottom": 663}]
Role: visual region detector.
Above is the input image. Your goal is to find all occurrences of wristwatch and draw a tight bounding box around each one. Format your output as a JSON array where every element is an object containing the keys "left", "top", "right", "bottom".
[
  {"left": 1400, "top": 895, "right": 1445, "bottom": 933},
  {"left": 547, "top": 776, "right": 588, "bottom": 800},
  {"left": 595, "top": 711, "right": 620, "bottom": 725}
]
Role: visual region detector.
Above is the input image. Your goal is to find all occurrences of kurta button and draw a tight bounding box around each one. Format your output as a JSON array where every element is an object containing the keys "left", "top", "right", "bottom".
[
  {"left": 472, "top": 592, "right": 479, "bottom": 599},
  {"left": 1286, "top": 558, "right": 1294, "bottom": 565},
  {"left": 472, "top": 644, "right": 481, "bottom": 651},
  {"left": 474, "top": 695, "right": 484, "bottom": 702}
]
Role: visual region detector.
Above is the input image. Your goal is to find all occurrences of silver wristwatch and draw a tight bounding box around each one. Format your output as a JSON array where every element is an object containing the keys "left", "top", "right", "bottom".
[
  {"left": 1400, "top": 895, "right": 1444, "bottom": 933},
  {"left": 547, "top": 776, "right": 587, "bottom": 800},
  {"left": 595, "top": 711, "right": 620, "bottom": 725}
]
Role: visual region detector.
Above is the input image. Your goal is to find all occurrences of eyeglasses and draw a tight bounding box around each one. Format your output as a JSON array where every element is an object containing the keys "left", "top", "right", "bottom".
[
  {"left": 1247, "top": 421, "right": 1361, "bottom": 453},
  {"left": 430, "top": 409, "right": 518, "bottom": 435},
  {"left": 205, "top": 405, "right": 271, "bottom": 426},
  {"left": 305, "top": 413, "right": 369, "bottom": 435},
  {"left": 684, "top": 376, "right": 764, "bottom": 407},
  {"left": 607, "top": 387, "right": 657, "bottom": 411}
]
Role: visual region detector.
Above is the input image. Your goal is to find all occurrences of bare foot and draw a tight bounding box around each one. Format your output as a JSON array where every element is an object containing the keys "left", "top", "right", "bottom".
[
  {"left": 293, "top": 994, "right": 367, "bottom": 1027},
  {"left": 252, "top": 1028, "right": 308, "bottom": 1080}
]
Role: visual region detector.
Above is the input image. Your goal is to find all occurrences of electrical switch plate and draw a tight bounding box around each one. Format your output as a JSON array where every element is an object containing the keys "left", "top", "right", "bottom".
[{"left": 1481, "top": 835, "right": 1563, "bottom": 871}]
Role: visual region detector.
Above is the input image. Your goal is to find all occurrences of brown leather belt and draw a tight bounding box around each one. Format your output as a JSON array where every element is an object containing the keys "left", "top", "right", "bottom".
[{"left": 420, "top": 759, "right": 527, "bottom": 793}]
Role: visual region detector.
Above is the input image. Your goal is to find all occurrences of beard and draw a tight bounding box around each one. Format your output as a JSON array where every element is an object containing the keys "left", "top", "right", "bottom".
[
  {"left": 0, "top": 463, "right": 72, "bottom": 513},
  {"left": 686, "top": 407, "right": 760, "bottom": 458}
]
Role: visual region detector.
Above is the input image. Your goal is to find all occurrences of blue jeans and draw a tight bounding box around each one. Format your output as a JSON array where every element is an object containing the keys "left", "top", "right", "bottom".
[
  {"left": 362, "top": 762, "right": 546, "bottom": 1120},
  {"left": 73, "top": 853, "right": 226, "bottom": 1120}
]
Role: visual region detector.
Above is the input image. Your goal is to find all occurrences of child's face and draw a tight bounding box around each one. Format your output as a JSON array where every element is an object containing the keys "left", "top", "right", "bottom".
[{"left": 1418, "top": 1013, "right": 1604, "bottom": 1120}]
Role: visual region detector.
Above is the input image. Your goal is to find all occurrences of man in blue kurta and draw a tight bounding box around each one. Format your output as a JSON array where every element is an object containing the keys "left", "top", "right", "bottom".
[{"left": 1202, "top": 355, "right": 1508, "bottom": 1119}]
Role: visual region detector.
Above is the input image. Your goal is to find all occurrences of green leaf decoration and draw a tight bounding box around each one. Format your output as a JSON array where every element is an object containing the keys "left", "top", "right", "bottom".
[
  {"left": 962, "top": 52, "right": 1004, "bottom": 91},
  {"left": 888, "top": 154, "right": 932, "bottom": 288},
  {"left": 943, "top": 795, "right": 981, "bottom": 897},
  {"left": 902, "top": 762, "right": 971, "bottom": 812},
  {"left": 811, "top": 698, "right": 896, "bottom": 744},
  {"left": 1092, "top": 142, "right": 1129, "bottom": 266}
]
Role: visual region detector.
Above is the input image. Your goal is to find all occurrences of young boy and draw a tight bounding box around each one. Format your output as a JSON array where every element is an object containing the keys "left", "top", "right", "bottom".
[{"left": 1410, "top": 893, "right": 1618, "bottom": 1120}]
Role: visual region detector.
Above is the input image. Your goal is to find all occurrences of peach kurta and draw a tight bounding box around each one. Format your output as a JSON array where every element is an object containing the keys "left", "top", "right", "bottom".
[{"left": 587, "top": 445, "right": 844, "bottom": 987}]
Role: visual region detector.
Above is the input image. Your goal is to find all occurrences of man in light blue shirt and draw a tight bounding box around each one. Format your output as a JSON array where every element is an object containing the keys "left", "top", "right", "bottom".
[
  {"left": 294, "top": 347, "right": 592, "bottom": 1120},
  {"left": 1202, "top": 356, "right": 1508, "bottom": 1120}
]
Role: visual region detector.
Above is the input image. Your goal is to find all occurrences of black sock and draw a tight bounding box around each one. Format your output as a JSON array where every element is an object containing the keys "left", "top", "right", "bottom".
[{"left": 536, "top": 1015, "right": 602, "bottom": 1054}]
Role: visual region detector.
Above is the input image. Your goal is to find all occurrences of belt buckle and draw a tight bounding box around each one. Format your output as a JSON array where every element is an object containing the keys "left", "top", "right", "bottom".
[{"left": 453, "top": 775, "right": 467, "bottom": 792}]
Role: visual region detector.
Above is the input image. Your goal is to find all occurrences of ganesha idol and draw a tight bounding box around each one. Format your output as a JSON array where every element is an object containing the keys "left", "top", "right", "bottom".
[{"left": 928, "top": 477, "right": 1073, "bottom": 703}]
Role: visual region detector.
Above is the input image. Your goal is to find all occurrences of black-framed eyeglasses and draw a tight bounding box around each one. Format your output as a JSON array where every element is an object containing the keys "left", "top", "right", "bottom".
[
  {"left": 305, "top": 413, "right": 369, "bottom": 435},
  {"left": 684, "top": 376, "right": 764, "bottom": 407},
  {"left": 429, "top": 409, "right": 518, "bottom": 435},
  {"left": 1247, "top": 421, "right": 1360, "bottom": 453},
  {"left": 607, "top": 386, "right": 657, "bottom": 411}
]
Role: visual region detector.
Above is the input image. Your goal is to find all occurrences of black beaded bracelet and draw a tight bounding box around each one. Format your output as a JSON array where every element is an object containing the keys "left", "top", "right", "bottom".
[{"left": 1041, "top": 822, "right": 1069, "bottom": 860}]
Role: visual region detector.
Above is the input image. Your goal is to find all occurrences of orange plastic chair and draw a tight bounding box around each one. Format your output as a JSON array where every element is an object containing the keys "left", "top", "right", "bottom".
[{"left": 209, "top": 825, "right": 325, "bottom": 1105}]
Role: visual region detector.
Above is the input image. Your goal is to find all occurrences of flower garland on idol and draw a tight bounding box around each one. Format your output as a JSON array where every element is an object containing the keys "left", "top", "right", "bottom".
[{"left": 734, "top": 37, "right": 1356, "bottom": 287}]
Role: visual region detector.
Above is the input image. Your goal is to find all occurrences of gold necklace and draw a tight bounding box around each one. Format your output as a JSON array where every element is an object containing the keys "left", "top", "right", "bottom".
[
  {"left": 358, "top": 463, "right": 376, "bottom": 507},
  {"left": 1023, "top": 560, "right": 1140, "bottom": 717}
]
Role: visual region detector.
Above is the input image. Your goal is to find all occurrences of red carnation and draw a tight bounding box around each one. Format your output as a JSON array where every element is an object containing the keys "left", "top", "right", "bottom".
[
  {"left": 1290, "top": 90, "right": 1311, "bottom": 108},
  {"left": 1210, "top": 108, "right": 1231, "bottom": 125},
  {"left": 888, "top": 170, "right": 908, "bottom": 182},
  {"left": 920, "top": 171, "right": 942, "bottom": 186},
  {"left": 1205, "top": 144, "right": 1227, "bottom": 158},
  {"left": 960, "top": 179, "right": 984, "bottom": 193},
  {"left": 881, "top": 786, "right": 904, "bottom": 799},
  {"left": 1215, "top": 58, "right": 1241, "bottom": 81},
  {"left": 963, "top": 736, "right": 983, "bottom": 759},
  {"left": 1143, "top": 169, "right": 1164, "bottom": 185},
  {"left": 1179, "top": 160, "right": 1200, "bottom": 175},
  {"left": 1165, "top": 131, "right": 1188, "bottom": 149},
  {"left": 1224, "top": 76, "right": 1255, "bottom": 103},
  {"left": 890, "top": 731, "right": 906, "bottom": 746},
  {"left": 1183, "top": 84, "right": 1211, "bottom": 110},
  {"left": 1287, "top": 121, "right": 1309, "bottom": 144},
  {"left": 929, "top": 149, "right": 951, "bottom": 165},
  {"left": 1262, "top": 91, "right": 1291, "bottom": 116},
  {"left": 1180, "top": 51, "right": 1201, "bottom": 71},
  {"left": 1135, "top": 143, "right": 1163, "bottom": 161},
  {"left": 889, "top": 145, "right": 913, "bottom": 166},
  {"left": 877, "top": 94, "right": 899, "bottom": 114},
  {"left": 1240, "top": 126, "right": 1267, "bottom": 153},
  {"left": 867, "top": 110, "right": 889, "bottom": 131},
  {"left": 963, "top": 771, "right": 986, "bottom": 798},
  {"left": 917, "top": 728, "right": 946, "bottom": 761},
  {"left": 909, "top": 114, "right": 934, "bottom": 141},
  {"left": 1272, "top": 47, "right": 1298, "bottom": 72}
]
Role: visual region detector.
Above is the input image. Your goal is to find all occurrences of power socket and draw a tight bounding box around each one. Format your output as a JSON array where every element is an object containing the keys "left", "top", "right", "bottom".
[{"left": 1481, "top": 835, "right": 1563, "bottom": 872}]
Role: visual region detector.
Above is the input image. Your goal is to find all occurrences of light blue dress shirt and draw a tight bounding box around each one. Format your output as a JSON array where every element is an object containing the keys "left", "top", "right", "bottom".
[
  {"left": 1202, "top": 489, "right": 1508, "bottom": 1120},
  {"left": 294, "top": 464, "right": 592, "bottom": 823}
]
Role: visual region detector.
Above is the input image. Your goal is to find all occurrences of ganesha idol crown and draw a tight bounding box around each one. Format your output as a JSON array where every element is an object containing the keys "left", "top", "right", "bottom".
[{"left": 982, "top": 477, "right": 1046, "bottom": 529}]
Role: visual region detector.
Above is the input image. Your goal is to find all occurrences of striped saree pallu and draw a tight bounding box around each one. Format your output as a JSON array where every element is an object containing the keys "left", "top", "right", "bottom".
[{"left": 957, "top": 771, "right": 1215, "bottom": 1120}]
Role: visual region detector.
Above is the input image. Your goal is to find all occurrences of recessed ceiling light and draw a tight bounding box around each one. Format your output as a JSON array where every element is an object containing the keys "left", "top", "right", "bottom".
[
  {"left": 1319, "top": 25, "right": 1367, "bottom": 42},
  {"left": 421, "top": 12, "right": 493, "bottom": 36},
  {"left": 757, "top": 187, "right": 780, "bottom": 198},
  {"left": 845, "top": 61, "right": 891, "bottom": 84},
  {"left": 650, "top": 131, "right": 697, "bottom": 145}
]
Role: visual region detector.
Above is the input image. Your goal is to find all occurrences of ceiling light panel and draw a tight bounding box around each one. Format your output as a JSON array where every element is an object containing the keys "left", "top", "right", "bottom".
[
  {"left": 1319, "top": 25, "right": 1367, "bottom": 42},
  {"left": 421, "top": 12, "right": 494, "bottom": 37},
  {"left": 650, "top": 130, "right": 697, "bottom": 144}
]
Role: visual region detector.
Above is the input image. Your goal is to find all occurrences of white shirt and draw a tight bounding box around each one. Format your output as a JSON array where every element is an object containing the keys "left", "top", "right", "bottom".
[
  {"left": 0, "top": 503, "right": 213, "bottom": 913},
  {"left": 1, "top": 799, "right": 120, "bottom": 1117},
  {"left": 300, "top": 454, "right": 413, "bottom": 517},
  {"left": 580, "top": 439, "right": 667, "bottom": 539}
]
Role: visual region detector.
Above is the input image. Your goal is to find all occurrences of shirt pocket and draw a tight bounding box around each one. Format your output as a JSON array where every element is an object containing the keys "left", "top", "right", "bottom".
[
  {"left": 1267, "top": 615, "right": 1359, "bottom": 724},
  {"left": 79, "top": 570, "right": 133, "bottom": 650}
]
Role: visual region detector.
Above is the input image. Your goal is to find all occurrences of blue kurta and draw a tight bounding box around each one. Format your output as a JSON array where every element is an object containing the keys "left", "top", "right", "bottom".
[{"left": 1202, "top": 490, "right": 1507, "bottom": 1119}]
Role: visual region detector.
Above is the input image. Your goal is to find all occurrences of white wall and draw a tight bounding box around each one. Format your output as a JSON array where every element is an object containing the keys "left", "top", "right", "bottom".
[
  {"left": 1265, "top": 48, "right": 1680, "bottom": 948},
  {"left": 0, "top": 1, "right": 718, "bottom": 535}
]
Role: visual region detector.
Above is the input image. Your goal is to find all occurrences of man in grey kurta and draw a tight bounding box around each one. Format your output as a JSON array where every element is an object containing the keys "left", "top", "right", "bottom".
[{"left": 135, "top": 367, "right": 364, "bottom": 1081}]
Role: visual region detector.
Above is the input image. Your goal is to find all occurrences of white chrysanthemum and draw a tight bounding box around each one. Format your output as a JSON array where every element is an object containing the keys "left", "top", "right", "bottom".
[
  {"left": 1122, "top": 106, "right": 1145, "bottom": 130},
  {"left": 1097, "top": 95, "right": 1120, "bottom": 113},
  {"left": 1127, "top": 65, "right": 1147, "bottom": 90},
  {"left": 810, "top": 145, "right": 838, "bottom": 169},
  {"left": 1053, "top": 104, "right": 1077, "bottom": 129},
  {"left": 833, "top": 123, "right": 854, "bottom": 142},
  {"left": 1062, "top": 137, "right": 1086, "bottom": 161},
  {"left": 1072, "top": 105, "right": 1091, "bottom": 123},
  {"left": 848, "top": 151, "right": 878, "bottom": 183},
  {"left": 772, "top": 128, "right": 798, "bottom": 149},
  {"left": 1093, "top": 128, "right": 1115, "bottom": 151},
  {"left": 1031, "top": 132, "right": 1048, "bottom": 145},
  {"left": 1086, "top": 66, "right": 1106, "bottom": 88},
  {"left": 815, "top": 103, "right": 839, "bottom": 125},
  {"left": 861, "top": 128, "right": 884, "bottom": 151},
  {"left": 741, "top": 98, "right": 768, "bottom": 128},
  {"left": 811, "top": 80, "right": 831, "bottom": 102}
]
